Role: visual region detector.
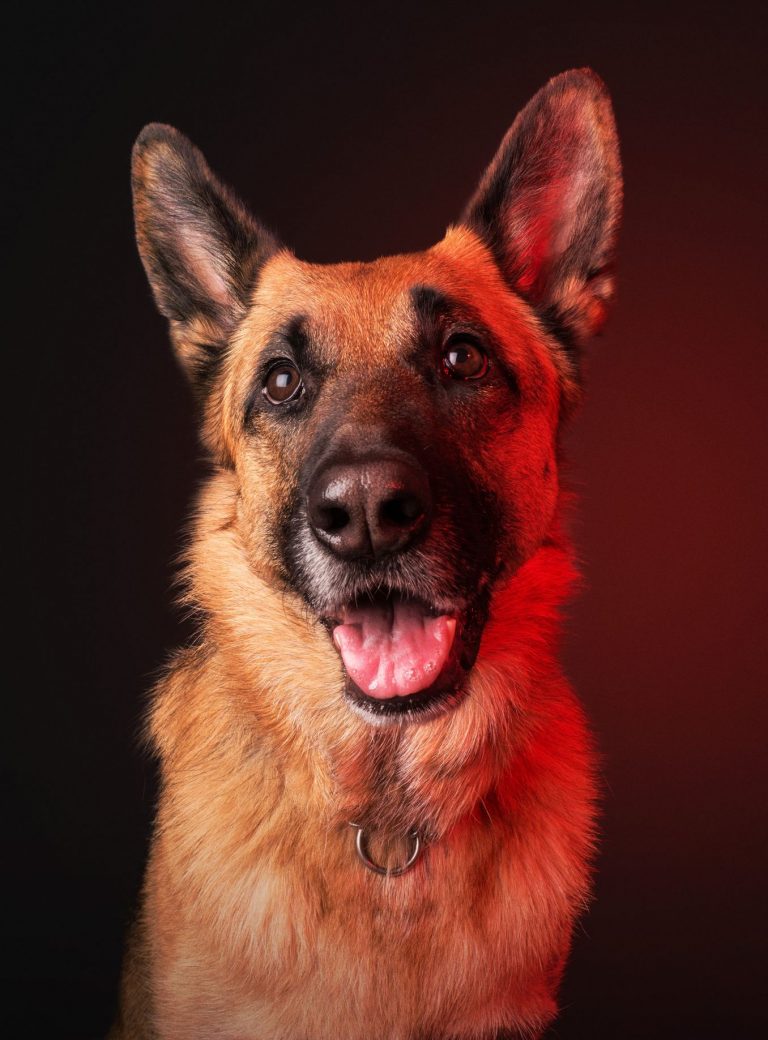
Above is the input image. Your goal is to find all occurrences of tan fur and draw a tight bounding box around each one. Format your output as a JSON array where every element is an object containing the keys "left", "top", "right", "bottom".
[
  {"left": 118, "top": 512, "right": 595, "bottom": 1040},
  {"left": 115, "top": 70, "right": 621, "bottom": 1039},
  {"left": 112, "top": 235, "right": 596, "bottom": 1040}
]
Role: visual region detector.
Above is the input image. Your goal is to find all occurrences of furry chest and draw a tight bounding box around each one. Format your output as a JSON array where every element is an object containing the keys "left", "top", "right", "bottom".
[{"left": 152, "top": 817, "right": 575, "bottom": 1040}]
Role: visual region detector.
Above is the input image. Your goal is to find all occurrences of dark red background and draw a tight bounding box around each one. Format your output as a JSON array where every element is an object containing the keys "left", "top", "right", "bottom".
[{"left": 7, "top": 2, "right": 767, "bottom": 1036}]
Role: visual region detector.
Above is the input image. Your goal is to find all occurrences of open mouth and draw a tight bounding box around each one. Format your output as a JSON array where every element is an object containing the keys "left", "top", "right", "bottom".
[{"left": 325, "top": 591, "right": 477, "bottom": 719}]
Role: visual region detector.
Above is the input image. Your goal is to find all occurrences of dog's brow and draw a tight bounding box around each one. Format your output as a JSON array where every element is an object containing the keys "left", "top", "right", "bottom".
[
  {"left": 269, "top": 315, "right": 323, "bottom": 371},
  {"left": 409, "top": 284, "right": 488, "bottom": 334},
  {"left": 410, "top": 285, "right": 454, "bottom": 330},
  {"left": 283, "top": 315, "right": 308, "bottom": 356},
  {"left": 408, "top": 284, "right": 520, "bottom": 392},
  {"left": 409, "top": 284, "right": 496, "bottom": 350}
]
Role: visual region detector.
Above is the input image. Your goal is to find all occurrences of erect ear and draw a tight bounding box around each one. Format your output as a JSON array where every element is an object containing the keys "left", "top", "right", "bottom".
[
  {"left": 461, "top": 68, "right": 622, "bottom": 348},
  {"left": 131, "top": 123, "right": 279, "bottom": 383}
]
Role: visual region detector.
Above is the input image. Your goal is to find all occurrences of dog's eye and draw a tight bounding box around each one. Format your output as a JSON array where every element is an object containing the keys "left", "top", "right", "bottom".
[
  {"left": 263, "top": 362, "right": 303, "bottom": 404},
  {"left": 441, "top": 339, "right": 488, "bottom": 380}
]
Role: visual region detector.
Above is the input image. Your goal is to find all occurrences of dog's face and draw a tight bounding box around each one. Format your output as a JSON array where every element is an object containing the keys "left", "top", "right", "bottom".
[
  {"left": 132, "top": 69, "right": 621, "bottom": 725},
  {"left": 220, "top": 239, "right": 565, "bottom": 721}
]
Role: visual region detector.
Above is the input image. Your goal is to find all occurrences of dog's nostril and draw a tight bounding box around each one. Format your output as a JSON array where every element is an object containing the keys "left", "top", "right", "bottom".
[
  {"left": 318, "top": 506, "right": 349, "bottom": 533},
  {"left": 307, "top": 458, "right": 432, "bottom": 559},
  {"left": 380, "top": 494, "right": 423, "bottom": 528}
]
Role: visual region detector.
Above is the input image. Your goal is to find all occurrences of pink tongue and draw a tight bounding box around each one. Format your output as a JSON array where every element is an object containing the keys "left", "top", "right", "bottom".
[{"left": 333, "top": 601, "right": 456, "bottom": 699}]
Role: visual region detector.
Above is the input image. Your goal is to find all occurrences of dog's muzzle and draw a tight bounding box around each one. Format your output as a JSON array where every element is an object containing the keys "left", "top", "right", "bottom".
[{"left": 289, "top": 440, "right": 492, "bottom": 720}]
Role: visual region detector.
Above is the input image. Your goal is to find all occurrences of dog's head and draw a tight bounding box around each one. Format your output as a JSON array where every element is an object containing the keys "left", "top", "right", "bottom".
[{"left": 132, "top": 70, "right": 621, "bottom": 729}]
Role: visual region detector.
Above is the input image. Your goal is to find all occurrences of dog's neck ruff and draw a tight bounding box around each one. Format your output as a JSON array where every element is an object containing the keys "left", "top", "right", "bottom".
[{"left": 349, "top": 823, "right": 422, "bottom": 877}]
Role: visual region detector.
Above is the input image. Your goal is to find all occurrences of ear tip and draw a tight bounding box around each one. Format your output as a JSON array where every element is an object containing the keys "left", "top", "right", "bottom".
[
  {"left": 134, "top": 121, "right": 182, "bottom": 150},
  {"left": 549, "top": 66, "right": 607, "bottom": 91},
  {"left": 547, "top": 67, "right": 611, "bottom": 98},
  {"left": 544, "top": 68, "right": 620, "bottom": 163},
  {"left": 132, "top": 123, "right": 196, "bottom": 174}
]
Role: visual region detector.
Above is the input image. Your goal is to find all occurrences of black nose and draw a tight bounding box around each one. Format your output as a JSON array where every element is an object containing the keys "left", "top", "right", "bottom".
[{"left": 307, "top": 458, "right": 432, "bottom": 560}]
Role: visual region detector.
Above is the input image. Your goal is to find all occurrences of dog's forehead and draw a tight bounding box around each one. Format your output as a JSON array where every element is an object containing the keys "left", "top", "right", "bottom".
[{"left": 239, "top": 227, "right": 546, "bottom": 370}]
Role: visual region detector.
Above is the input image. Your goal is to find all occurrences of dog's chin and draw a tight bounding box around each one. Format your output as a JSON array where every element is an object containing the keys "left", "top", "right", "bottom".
[{"left": 320, "top": 591, "right": 486, "bottom": 725}]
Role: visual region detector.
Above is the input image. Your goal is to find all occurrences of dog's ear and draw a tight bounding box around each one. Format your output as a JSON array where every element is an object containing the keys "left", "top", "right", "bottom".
[
  {"left": 461, "top": 69, "right": 622, "bottom": 347},
  {"left": 131, "top": 124, "right": 279, "bottom": 383}
]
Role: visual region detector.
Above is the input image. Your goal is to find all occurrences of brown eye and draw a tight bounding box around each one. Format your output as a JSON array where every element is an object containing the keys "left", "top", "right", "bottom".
[
  {"left": 263, "top": 362, "right": 303, "bottom": 404},
  {"left": 442, "top": 339, "right": 489, "bottom": 380}
]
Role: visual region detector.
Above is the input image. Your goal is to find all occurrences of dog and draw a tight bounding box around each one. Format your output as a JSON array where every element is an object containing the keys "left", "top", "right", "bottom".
[{"left": 112, "top": 68, "right": 622, "bottom": 1039}]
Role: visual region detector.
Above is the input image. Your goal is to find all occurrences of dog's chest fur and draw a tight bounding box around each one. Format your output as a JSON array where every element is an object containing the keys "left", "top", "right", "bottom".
[{"left": 146, "top": 679, "right": 592, "bottom": 1040}]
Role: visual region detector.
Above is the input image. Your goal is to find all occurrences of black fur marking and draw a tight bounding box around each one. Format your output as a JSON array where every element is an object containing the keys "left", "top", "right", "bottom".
[
  {"left": 278, "top": 315, "right": 330, "bottom": 377},
  {"left": 410, "top": 284, "right": 519, "bottom": 396},
  {"left": 462, "top": 138, "right": 522, "bottom": 281},
  {"left": 243, "top": 315, "right": 330, "bottom": 426},
  {"left": 188, "top": 339, "right": 228, "bottom": 399},
  {"left": 535, "top": 304, "right": 580, "bottom": 359}
]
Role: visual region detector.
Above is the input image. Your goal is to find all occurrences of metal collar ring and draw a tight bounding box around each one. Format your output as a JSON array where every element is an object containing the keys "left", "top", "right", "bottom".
[{"left": 350, "top": 824, "right": 422, "bottom": 877}]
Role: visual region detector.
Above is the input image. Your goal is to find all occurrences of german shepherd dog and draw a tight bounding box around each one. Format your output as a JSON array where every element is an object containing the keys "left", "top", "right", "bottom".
[{"left": 113, "top": 68, "right": 622, "bottom": 1039}]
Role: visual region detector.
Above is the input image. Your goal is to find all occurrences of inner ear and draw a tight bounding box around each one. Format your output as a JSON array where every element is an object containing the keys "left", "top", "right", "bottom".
[
  {"left": 131, "top": 123, "right": 280, "bottom": 382},
  {"left": 461, "top": 68, "right": 622, "bottom": 347}
]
